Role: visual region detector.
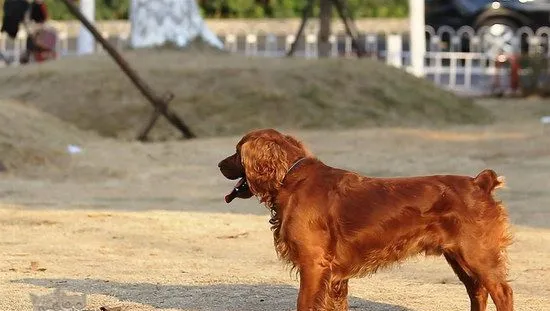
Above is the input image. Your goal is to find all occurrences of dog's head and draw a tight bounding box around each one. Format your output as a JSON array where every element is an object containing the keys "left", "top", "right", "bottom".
[{"left": 218, "top": 129, "right": 310, "bottom": 205}]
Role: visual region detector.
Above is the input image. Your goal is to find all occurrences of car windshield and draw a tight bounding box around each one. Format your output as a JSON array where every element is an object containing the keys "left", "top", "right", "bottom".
[{"left": 453, "top": 0, "right": 491, "bottom": 14}]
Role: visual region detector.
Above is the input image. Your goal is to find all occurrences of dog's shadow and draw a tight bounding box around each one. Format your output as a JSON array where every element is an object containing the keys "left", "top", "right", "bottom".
[{"left": 16, "top": 278, "right": 410, "bottom": 310}]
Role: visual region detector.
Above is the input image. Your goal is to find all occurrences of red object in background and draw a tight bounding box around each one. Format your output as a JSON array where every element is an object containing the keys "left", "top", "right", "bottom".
[
  {"left": 33, "top": 27, "right": 56, "bottom": 50},
  {"left": 34, "top": 50, "right": 56, "bottom": 62},
  {"left": 509, "top": 55, "right": 520, "bottom": 91},
  {"left": 31, "top": 0, "right": 54, "bottom": 63},
  {"left": 29, "top": 0, "right": 49, "bottom": 24},
  {"left": 32, "top": 27, "right": 57, "bottom": 62},
  {"left": 494, "top": 54, "right": 520, "bottom": 94}
]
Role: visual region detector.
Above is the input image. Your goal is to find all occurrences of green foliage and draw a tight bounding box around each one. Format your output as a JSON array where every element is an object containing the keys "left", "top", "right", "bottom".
[
  {"left": 226, "top": 0, "right": 262, "bottom": 18},
  {"left": 29, "top": 0, "right": 408, "bottom": 20},
  {"left": 42, "top": 0, "right": 71, "bottom": 20},
  {"left": 39, "top": 0, "right": 128, "bottom": 20},
  {"left": 345, "top": 0, "right": 409, "bottom": 18},
  {"left": 272, "top": 0, "right": 297, "bottom": 18}
]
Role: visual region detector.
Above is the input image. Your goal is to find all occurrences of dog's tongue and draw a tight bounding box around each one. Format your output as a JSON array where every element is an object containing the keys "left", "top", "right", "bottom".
[{"left": 225, "top": 178, "right": 246, "bottom": 203}]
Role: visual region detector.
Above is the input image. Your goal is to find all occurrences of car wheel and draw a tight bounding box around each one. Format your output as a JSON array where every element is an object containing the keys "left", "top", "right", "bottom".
[{"left": 479, "top": 18, "right": 518, "bottom": 57}]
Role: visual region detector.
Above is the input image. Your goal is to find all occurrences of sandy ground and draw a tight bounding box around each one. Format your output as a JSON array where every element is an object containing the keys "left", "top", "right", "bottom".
[{"left": 1, "top": 99, "right": 550, "bottom": 310}]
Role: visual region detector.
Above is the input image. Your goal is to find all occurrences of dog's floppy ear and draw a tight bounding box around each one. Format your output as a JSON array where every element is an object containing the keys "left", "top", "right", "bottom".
[
  {"left": 240, "top": 136, "right": 290, "bottom": 204},
  {"left": 284, "top": 135, "right": 311, "bottom": 156}
]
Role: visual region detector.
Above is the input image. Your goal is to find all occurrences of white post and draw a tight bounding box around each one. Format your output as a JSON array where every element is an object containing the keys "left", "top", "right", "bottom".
[
  {"left": 386, "top": 35, "right": 403, "bottom": 68},
  {"left": 77, "top": 0, "right": 95, "bottom": 55},
  {"left": 409, "top": 0, "right": 425, "bottom": 77}
]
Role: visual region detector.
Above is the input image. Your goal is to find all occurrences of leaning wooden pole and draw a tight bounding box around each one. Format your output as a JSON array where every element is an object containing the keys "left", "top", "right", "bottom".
[
  {"left": 330, "top": 0, "right": 365, "bottom": 57},
  {"left": 286, "top": 0, "right": 316, "bottom": 57},
  {"left": 59, "top": 0, "right": 196, "bottom": 140}
]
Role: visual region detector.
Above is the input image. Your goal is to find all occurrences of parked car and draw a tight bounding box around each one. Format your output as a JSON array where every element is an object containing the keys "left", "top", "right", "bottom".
[{"left": 425, "top": 0, "right": 550, "bottom": 55}]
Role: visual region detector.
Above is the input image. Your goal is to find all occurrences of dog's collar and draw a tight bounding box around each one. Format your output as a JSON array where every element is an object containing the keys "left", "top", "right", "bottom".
[
  {"left": 257, "top": 157, "right": 308, "bottom": 209},
  {"left": 282, "top": 157, "right": 307, "bottom": 182}
]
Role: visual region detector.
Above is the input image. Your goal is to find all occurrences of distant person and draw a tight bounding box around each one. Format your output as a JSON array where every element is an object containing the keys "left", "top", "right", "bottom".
[{"left": 1, "top": 0, "right": 56, "bottom": 64}]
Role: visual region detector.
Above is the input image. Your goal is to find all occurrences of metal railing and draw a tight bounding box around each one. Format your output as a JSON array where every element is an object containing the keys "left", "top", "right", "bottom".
[{"left": 2, "top": 25, "right": 548, "bottom": 95}]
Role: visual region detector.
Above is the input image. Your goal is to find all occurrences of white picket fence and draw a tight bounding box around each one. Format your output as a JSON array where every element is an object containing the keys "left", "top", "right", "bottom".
[{"left": 2, "top": 25, "right": 549, "bottom": 95}]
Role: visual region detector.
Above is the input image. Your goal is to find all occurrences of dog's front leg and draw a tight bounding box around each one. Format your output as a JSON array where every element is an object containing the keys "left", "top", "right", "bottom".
[
  {"left": 328, "top": 279, "right": 349, "bottom": 311},
  {"left": 297, "top": 265, "right": 331, "bottom": 311}
]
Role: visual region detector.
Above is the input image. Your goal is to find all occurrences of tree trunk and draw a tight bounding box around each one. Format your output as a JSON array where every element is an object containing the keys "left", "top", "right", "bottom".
[{"left": 318, "top": 0, "right": 332, "bottom": 58}]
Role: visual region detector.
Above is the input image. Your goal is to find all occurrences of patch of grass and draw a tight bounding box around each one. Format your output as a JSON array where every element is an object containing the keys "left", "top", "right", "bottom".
[
  {"left": 0, "top": 100, "right": 93, "bottom": 173},
  {"left": 0, "top": 49, "right": 493, "bottom": 140}
]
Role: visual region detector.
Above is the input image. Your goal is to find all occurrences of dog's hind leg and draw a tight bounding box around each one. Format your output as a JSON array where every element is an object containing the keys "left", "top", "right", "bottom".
[
  {"left": 444, "top": 252, "right": 488, "bottom": 311},
  {"left": 456, "top": 229, "right": 513, "bottom": 311},
  {"left": 461, "top": 249, "right": 513, "bottom": 311},
  {"left": 480, "top": 277, "right": 513, "bottom": 311}
]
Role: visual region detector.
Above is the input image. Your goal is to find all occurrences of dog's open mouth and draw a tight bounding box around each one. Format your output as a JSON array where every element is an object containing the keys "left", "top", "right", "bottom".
[{"left": 225, "top": 177, "right": 250, "bottom": 203}]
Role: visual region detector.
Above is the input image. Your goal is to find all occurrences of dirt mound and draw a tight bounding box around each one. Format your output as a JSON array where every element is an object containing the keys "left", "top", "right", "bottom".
[
  {"left": 0, "top": 100, "right": 93, "bottom": 174},
  {"left": 0, "top": 50, "right": 493, "bottom": 140}
]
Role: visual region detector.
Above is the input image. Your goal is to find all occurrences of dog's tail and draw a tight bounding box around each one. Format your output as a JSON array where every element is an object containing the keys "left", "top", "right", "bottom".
[{"left": 474, "top": 169, "right": 506, "bottom": 194}]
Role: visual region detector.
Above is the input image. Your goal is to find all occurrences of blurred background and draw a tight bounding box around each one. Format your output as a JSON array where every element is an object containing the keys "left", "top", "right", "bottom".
[{"left": 1, "top": 0, "right": 549, "bottom": 96}]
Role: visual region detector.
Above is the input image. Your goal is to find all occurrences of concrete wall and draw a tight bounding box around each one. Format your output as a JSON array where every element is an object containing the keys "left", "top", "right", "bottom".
[{"left": 48, "top": 18, "right": 409, "bottom": 37}]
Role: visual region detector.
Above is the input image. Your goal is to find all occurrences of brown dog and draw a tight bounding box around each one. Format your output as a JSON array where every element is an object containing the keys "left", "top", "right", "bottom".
[{"left": 218, "top": 128, "right": 513, "bottom": 311}]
